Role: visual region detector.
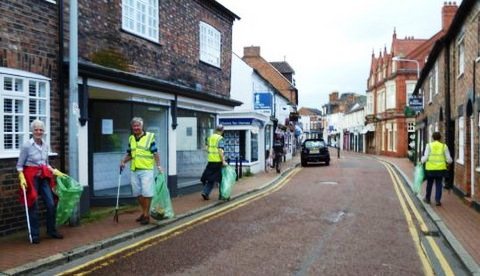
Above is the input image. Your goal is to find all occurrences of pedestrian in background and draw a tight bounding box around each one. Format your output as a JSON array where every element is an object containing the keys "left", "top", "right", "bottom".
[
  {"left": 421, "top": 131, "right": 452, "bottom": 206},
  {"left": 272, "top": 132, "right": 285, "bottom": 173},
  {"left": 120, "top": 117, "right": 162, "bottom": 225},
  {"left": 17, "top": 119, "right": 66, "bottom": 244},
  {"left": 200, "top": 125, "right": 226, "bottom": 200}
]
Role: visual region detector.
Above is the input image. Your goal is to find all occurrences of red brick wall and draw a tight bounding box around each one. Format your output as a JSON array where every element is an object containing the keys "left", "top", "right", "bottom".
[
  {"left": 0, "top": 0, "right": 62, "bottom": 236},
  {"left": 77, "top": 0, "right": 234, "bottom": 97}
]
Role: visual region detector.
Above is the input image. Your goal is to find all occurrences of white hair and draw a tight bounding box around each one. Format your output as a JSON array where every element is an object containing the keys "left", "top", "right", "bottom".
[
  {"left": 130, "top": 117, "right": 144, "bottom": 127},
  {"left": 30, "top": 119, "right": 45, "bottom": 131}
]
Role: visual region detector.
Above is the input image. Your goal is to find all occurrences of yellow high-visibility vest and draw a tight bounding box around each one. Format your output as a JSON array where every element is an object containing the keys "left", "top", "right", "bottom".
[
  {"left": 129, "top": 132, "right": 155, "bottom": 170},
  {"left": 207, "top": 133, "right": 223, "bottom": 162},
  {"left": 425, "top": 141, "right": 447, "bottom": 171}
]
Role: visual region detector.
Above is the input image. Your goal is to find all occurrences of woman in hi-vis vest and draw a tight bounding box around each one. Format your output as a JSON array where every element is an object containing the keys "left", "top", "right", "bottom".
[{"left": 421, "top": 132, "right": 452, "bottom": 206}]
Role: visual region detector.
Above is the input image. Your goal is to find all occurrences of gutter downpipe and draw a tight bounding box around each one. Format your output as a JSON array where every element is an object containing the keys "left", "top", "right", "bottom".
[
  {"left": 445, "top": 43, "right": 454, "bottom": 188},
  {"left": 68, "top": 0, "right": 80, "bottom": 225},
  {"left": 58, "top": 0, "right": 65, "bottom": 170}
]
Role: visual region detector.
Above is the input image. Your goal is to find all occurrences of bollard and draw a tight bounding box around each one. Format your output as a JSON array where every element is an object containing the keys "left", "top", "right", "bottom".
[
  {"left": 337, "top": 146, "right": 340, "bottom": 159},
  {"left": 239, "top": 156, "right": 243, "bottom": 179},
  {"left": 235, "top": 157, "right": 239, "bottom": 181}
]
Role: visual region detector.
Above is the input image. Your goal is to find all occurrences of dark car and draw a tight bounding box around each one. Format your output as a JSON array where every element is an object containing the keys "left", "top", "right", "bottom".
[{"left": 301, "top": 139, "right": 330, "bottom": 166}]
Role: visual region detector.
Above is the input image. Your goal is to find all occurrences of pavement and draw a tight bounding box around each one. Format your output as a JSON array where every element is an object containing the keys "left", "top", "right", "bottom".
[{"left": 1, "top": 151, "right": 479, "bottom": 275}]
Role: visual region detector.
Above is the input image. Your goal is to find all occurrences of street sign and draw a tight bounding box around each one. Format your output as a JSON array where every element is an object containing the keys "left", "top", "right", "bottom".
[{"left": 408, "top": 95, "right": 423, "bottom": 112}]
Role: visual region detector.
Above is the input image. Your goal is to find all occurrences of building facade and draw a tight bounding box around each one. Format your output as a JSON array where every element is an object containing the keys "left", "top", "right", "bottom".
[
  {"left": 364, "top": 2, "right": 456, "bottom": 158},
  {"left": 414, "top": 0, "right": 480, "bottom": 206}
]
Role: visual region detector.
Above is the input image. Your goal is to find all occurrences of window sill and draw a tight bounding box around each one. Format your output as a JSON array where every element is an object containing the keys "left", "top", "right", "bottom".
[
  {"left": 456, "top": 159, "right": 464, "bottom": 165},
  {"left": 475, "top": 167, "right": 480, "bottom": 173},
  {"left": 0, "top": 152, "right": 58, "bottom": 159}
]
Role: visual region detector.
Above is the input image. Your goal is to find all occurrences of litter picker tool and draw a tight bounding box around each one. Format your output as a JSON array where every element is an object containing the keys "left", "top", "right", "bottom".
[
  {"left": 22, "top": 187, "right": 32, "bottom": 243},
  {"left": 113, "top": 167, "right": 123, "bottom": 223}
]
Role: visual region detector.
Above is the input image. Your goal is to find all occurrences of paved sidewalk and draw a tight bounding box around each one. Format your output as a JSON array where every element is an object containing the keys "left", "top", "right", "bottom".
[{"left": 1, "top": 151, "right": 480, "bottom": 275}]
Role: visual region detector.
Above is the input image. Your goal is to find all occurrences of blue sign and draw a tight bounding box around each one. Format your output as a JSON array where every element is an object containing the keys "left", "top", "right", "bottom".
[
  {"left": 254, "top": 92, "right": 272, "bottom": 110},
  {"left": 219, "top": 118, "right": 264, "bottom": 127},
  {"left": 408, "top": 95, "right": 423, "bottom": 112}
]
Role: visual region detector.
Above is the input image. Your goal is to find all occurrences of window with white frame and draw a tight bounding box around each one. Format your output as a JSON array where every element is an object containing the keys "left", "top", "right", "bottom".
[
  {"left": 386, "top": 81, "right": 395, "bottom": 109},
  {"left": 1, "top": 70, "right": 50, "bottom": 157},
  {"left": 457, "top": 33, "right": 465, "bottom": 77},
  {"left": 366, "top": 92, "right": 373, "bottom": 115},
  {"left": 458, "top": 116, "right": 464, "bottom": 164},
  {"left": 434, "top": 62, "right": 439, "bottom": 95},
  {"left": 382, "top": 123, "right": 386, "bottom": 151},
  {"left": 393, "top": 123, "right": 397, "bottom": 152},
  {"left": 428, "top": 124, "right": 433, "bottom": 143},
  {"left": 122, "top": 0, "right": 159, "bottom": 42},
  {"left": 405, "top": 81, "right": 416, "bottom": 107},
  {"left": 199, "top": 22, "right": 221, "bottom": 68}
]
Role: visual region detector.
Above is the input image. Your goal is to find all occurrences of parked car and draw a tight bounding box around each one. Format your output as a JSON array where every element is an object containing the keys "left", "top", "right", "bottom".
[{"left": 301, "top": 139, "right": 330, "bottom": 166}]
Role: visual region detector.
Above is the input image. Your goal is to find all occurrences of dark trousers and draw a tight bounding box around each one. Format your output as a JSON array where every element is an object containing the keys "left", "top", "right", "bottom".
[
  {"left": 28, "top": 177, "right": 57, "bottom": 238},
  {"left": 425, "top": 175, "right": 443, "bottom": 203}
]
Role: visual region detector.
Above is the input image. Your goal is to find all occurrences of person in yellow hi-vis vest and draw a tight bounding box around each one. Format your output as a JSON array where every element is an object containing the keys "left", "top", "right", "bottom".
[
  {"left": 200, "top": 125, "right": 227, "bottom": 200},
  {"left": 120, "top": 117, "right": 162, "bottom": 225},
  {"left": 421, "top": 131, "right": 452, "bottom": 206}
]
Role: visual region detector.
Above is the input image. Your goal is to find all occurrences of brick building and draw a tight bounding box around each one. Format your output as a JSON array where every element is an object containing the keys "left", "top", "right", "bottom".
[
  {"left": 364, "top": 3, "right": 456, "bottom": 157},
  {"left": 0, "top": 0, "right": 241, "bottom": 236},
  {"left": 0, "top": 0, "right": 63, "bottom": 236},
  {"left": 414, "top": 0, "right": 479, "bottom": 207}
]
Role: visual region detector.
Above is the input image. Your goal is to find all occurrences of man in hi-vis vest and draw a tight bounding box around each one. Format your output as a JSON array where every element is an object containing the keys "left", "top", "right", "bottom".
[
  {"left": 421, "top": 131, "right": 452, "bottom": 206},
  {"left": 121, "top": 117, "right": 162, "bottom": 225},
  {"left": 200, "top": 125, "right": 227, "bottom": 200}
]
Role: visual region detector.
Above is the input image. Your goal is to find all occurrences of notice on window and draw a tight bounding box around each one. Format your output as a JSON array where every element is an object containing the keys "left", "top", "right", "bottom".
[{"left": 102, "top": 119, "right": 113, "bottom": 135}]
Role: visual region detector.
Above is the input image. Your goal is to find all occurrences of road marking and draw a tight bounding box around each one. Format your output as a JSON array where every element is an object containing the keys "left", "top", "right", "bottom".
[
  {"left": 382, "top": 161, "right": 454, "bottom": 276},
  {"left": 57, "top": 168, "right": 301, "bottom": 275}
]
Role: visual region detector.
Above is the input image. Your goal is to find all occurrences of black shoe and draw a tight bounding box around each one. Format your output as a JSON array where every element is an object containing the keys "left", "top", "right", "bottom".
[
  {"left": 49, "top": 232, "right": 64, "bottom": 239},
  {"left": 135, "top": 214, "right": 145, "bottom": 222},
  {"left": 436, "top": 202, "right": 442, "bottom": 206},
  {"left": 32, "top": 237, "right": 40, "bottom": 244},
  {"left": 201, "top": 193, "right": 209, "bottom": 200},
  {"left": 140, "top": 216, "right": 150, "bottom": 225},
  {"left": 423, "top": 198, "right": 430, "bottom": 204}
]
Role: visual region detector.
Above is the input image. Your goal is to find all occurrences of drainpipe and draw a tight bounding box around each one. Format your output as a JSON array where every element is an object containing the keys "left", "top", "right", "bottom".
[
  {"left": 444, "top": 43, "right": 453, "bottom": 189},
  {"left": 58, "top": 0, "right": 65, "bottom": 170},
  {"left": 68, "top": 0, "right": 80, "bottom": 225}
]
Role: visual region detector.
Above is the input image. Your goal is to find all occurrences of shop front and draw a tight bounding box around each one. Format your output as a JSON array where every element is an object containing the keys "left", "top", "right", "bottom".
[{"left": 218, "top": 112, "right": 271, "bottom": 174}]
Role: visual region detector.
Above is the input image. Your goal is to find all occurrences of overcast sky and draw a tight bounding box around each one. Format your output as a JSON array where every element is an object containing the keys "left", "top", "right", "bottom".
[{"left": 217, "top": 0, "right": 462, "bottom": 109}]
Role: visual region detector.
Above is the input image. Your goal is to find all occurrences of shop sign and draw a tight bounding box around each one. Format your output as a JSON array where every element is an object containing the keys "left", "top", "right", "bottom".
[
  {"left": 219, "top": 118, "right": 264, "bottom": 127},
  {"left": 254, "top": 92, "right": 273, "bottom": 111}
]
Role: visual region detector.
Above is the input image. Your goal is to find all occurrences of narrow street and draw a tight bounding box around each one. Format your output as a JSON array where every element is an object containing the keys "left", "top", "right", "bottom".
[{"left": 44, "top": 153, "right": 467, "bottom": 275}]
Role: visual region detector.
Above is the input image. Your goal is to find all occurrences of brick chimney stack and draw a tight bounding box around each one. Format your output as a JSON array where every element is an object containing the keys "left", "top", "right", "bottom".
[
  {"left": 442, "top": 2, "right": 458, "bottom": 31},
  {"left": 329, "top": 91, "right": 339, "bottom": 102},
  {"left": 243, "top": 46, "right": 261, "bottom": 57}
]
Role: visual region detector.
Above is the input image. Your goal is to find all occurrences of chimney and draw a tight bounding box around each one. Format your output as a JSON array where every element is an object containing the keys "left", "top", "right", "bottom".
[
  {"left": 442, "top": 2, "right": 458, "bottom": 31},
  {"left": 329, "top": 91, "right": 339, "bottom": 102},
  {"left": 243, "top": 46, "right": 261, "bottom": 57}
]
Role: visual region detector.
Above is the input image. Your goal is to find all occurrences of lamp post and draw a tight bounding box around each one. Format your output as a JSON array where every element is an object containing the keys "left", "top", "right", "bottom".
[{"left": 392, "top": 56, "right": 420, "bottom": 79}]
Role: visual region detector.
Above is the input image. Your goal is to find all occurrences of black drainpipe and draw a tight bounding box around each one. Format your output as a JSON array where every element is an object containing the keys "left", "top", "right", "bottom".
[
  {"left": 57, "top": 0, "right": 66, "bottom": 171},
  {"left": 445, "top": 43, "right": 453, "bottom": 188}
]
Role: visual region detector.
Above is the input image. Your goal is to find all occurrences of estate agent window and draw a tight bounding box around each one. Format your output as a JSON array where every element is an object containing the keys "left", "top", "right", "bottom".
[
  {"left": 122, "top": 0, "right": 159, "bottom": 42},
  {"left": 0, "top": 69, "right": 50, "bottom": 158}
]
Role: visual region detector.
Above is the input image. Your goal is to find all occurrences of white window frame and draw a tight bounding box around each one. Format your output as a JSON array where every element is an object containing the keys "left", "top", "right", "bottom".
[
  {"left": 199, "top": 22, "right": 221, "bottom": 68},
  {"left": 457, "top": 33, "right": 465, "bottom": 77},
  {"left": 122, "top": 0, "right": 159, "bottom": 42},
  {"left": 385, "top": 81, "right": 395, "bottom": 109},
  {"left": 0, "top": 68, "right": 51, "bottom": 158},
  {"left": 457, "top": 116, "right": 465, "bottom": 164},
  {"left": 434, "top": 62, "right": 439, "bottom": 95},
  {"left": 405, "top": 81, "right": 416, "bottom": 107}
]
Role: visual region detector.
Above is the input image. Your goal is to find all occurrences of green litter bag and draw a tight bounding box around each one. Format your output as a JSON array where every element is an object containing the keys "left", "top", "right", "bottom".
[
  {"left": 413, "top": 163, "right": 425, "bottom": 195},
  {"left": 55, "top": 175, "right": 83, "bottom": 225},
  {"left": 220, "top": 165, "right": 237, "bottom": 200},
  {"left": 150, "top": 173, "right": 174, "bottom": 220}
]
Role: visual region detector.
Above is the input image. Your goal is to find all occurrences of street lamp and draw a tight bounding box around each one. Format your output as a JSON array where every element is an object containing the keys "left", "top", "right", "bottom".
[{"left": 392, "top": 56, "right": 420, "bottom": 79}]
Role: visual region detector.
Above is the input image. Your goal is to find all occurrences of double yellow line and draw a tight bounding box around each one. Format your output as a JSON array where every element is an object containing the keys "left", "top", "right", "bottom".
[
  {"left": 382, "top": 161, "right": 453, "bottom": 276},
  {"left": 58, "top": 168, "right": 301, "bottom": 275}
]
